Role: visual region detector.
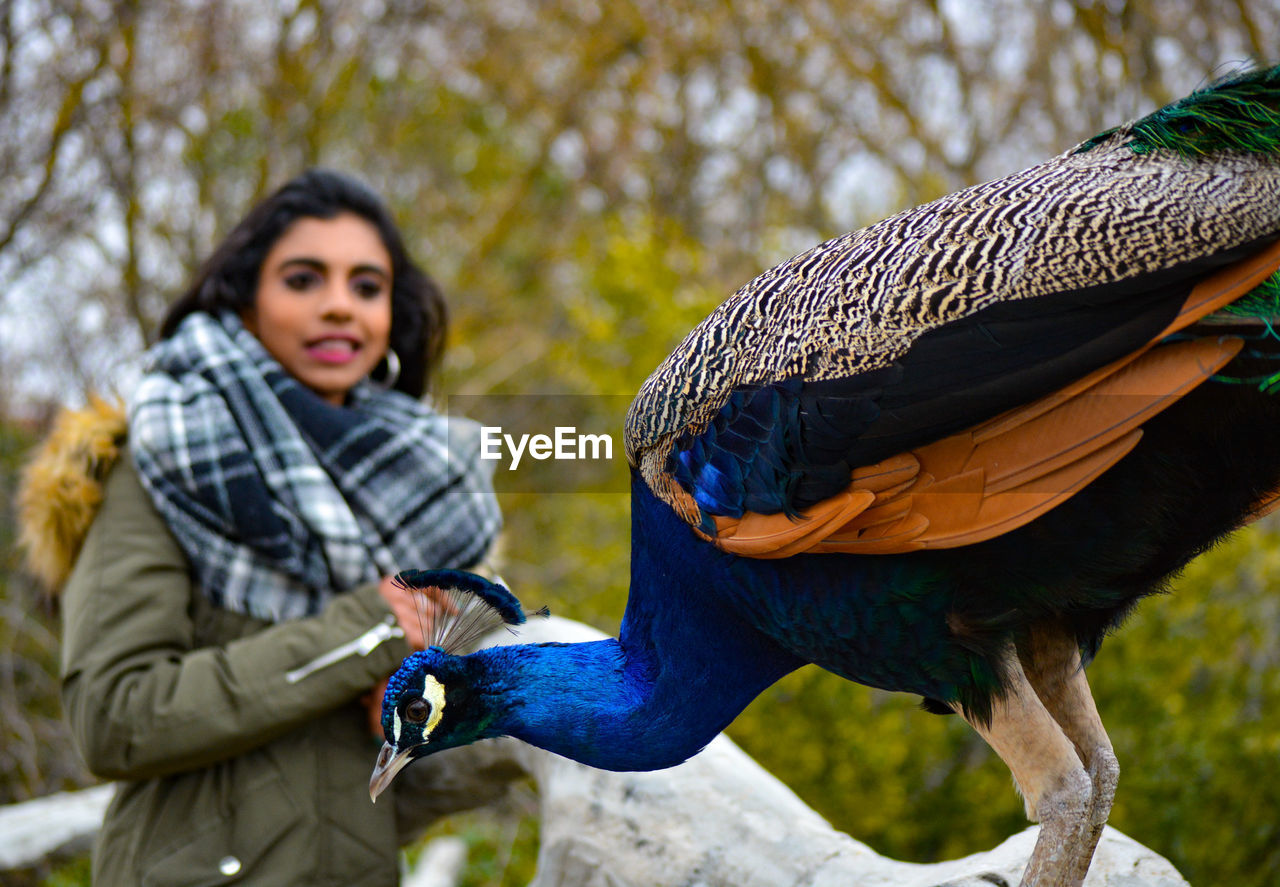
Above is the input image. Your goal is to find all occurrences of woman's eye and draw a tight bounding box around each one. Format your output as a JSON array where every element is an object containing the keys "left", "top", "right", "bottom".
[
  {"left": 284, "top": 270, "right": 320, "bottom": 291},
  {"left": 404, "top": 698, "right": 431, "bottom": 724},
  {"left": 352, "top": 277, "right": 385, "bottom": 299}
]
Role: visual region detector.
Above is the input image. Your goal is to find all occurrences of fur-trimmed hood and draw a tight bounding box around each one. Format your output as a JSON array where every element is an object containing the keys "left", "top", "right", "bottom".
[{"left": 17, "top": 396, "right": 127, "bottom": 594}]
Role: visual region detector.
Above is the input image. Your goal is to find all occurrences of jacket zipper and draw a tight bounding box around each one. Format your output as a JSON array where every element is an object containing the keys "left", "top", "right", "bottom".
[{"left": 285, "top": 616, "right": 405, "bottom": 684}]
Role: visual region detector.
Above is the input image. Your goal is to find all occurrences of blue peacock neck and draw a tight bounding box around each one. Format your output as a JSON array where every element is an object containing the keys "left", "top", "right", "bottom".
[{"left": 459, "top": 474, "right": 803, "bottom": 772}]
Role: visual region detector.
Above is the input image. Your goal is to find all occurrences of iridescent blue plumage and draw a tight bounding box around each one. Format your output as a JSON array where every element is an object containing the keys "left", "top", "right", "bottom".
[{"left": 375, "top": 507, "right": 807, "bottom": 773}]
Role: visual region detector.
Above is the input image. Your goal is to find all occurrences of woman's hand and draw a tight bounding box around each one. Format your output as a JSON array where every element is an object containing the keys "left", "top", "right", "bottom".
[
  {"left": 376, "top": 574, "right": 430, "bottom": 649},
  {"left": 375, "top": 574, "right": 459, "bottom": 651}
]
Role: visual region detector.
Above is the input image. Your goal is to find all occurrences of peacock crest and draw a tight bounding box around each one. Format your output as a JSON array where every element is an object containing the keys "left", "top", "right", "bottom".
[{"left": 392, "top": 568, "right": 548, "bottom": 656}]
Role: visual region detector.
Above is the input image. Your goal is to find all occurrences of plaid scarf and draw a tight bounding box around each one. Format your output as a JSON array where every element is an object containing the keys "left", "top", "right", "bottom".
[{"left": 129, "top": 312, "right": 501, "bottom": 622}]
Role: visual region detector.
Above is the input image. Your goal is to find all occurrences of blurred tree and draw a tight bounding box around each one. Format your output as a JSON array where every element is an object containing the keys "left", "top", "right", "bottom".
[
  {"left": 0, "top": 419, "right": 96, "bottom": 887},
  {"left": 3, "top": 1, "right": 1280, "bottom": 884}
]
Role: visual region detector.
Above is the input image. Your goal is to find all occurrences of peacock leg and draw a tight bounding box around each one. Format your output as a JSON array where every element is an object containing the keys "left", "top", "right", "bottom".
[
  {"left": 1017, "top": 624, "right": 1119, "bottom": 887},
  {"left": 958, "top": 650, "right": 1094, "bottom": 887}
]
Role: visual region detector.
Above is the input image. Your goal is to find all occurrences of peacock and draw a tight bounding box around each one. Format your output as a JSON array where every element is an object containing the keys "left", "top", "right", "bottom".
[{"left": 371, "top": 66, "right": 1280, "bottom": 886}]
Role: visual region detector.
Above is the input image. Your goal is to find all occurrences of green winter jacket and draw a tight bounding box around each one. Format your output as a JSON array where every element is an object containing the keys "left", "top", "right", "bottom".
[{"left": 55, "top": 450, "right": 517, "bottom": 885}]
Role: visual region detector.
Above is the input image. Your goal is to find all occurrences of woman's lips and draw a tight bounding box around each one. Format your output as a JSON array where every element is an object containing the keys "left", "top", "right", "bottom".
[{"left": 306, "top": 338, "right": 361, "bottom": 364}]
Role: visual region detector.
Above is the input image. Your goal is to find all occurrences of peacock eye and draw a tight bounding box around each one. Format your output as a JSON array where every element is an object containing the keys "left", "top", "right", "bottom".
[{"left": 404, "top": 698, "right": 432, "bottom": 724}]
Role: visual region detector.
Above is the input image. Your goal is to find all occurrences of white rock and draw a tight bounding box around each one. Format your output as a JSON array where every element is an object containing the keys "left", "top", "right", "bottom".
[
  {"left": 404, "top": 836, "right": 468, "bottom": 887},
  {"left": 0, "top": 782, "right": 114, "bottom": 869}
]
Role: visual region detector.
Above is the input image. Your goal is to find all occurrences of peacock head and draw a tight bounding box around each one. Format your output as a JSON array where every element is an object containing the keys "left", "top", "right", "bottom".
[
  {"left": 368, "top": 569, "right": 545, "bottom": 801},
  {"left": 368, "top": 647, "right": 473, "bottom": 798}
]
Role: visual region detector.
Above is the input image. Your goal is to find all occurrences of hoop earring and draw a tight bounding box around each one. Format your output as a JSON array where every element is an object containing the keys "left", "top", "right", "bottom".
[{"left": 375, "top": 349, "right": 401, "bottom": 390}]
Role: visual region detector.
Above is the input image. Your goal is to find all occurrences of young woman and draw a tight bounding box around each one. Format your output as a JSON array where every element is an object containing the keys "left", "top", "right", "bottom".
[{"left": 21, "top": 169, "right": 504, "bottom": 885}]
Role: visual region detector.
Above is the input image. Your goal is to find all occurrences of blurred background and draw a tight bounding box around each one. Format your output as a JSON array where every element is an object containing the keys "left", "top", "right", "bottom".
[{"left": 3, "top": 1, "right": 1279, "bottom": 884}]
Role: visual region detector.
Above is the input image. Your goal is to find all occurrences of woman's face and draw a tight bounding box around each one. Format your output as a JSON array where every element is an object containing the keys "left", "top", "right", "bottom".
[{"left": 244, "top": 213, "right": 393, "bottom": 405}]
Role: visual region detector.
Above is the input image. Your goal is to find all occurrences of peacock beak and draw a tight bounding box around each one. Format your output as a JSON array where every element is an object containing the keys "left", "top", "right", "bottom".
[{"left": 369, "top": 741, "right": 416, "bottom": 802}]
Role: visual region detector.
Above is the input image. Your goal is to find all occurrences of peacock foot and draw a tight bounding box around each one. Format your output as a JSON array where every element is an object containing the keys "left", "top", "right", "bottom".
[
  {"left": 1065, "top": 746, "right": 1120, "bottom": 885},
  {"left": 1019, "top": 765, "right": 1093, "bottom": 887}
]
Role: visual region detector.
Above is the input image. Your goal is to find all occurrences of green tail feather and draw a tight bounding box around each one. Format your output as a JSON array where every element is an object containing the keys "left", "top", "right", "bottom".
[
  {"left": 1221, "top": 269, "right": 1280, "bottom": 318},
  {"left": 1075, "top": 64, "right": 1280, "bottom": 157},
  {"left": 1209, "top": 270, "right": 1280, "bottom": 393}
]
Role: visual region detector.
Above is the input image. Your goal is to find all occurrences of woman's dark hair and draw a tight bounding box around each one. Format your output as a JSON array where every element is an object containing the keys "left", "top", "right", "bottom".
[{"left": 160, "top": 168, "right": 446, "bottom": 399}]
